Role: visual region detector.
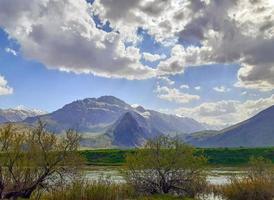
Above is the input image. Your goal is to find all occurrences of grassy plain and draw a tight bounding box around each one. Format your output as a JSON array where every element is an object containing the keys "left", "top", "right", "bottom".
[{"left": 80, "top": 147, "right": 274, "bottom": 166}]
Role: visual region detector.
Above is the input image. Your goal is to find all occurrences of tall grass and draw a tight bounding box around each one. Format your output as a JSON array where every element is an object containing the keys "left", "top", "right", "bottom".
[
  {"left": 214, "top": 157, "right": 274, "bottom": 200},
  {"left": 35, "top": 179, "right": 135, "bottom": 200},
  {"left": 215, "top": 177, "right": 274, "bottom": 200},
  {"left": 34, "top": 179, "right": 196, "bottom": 200}
]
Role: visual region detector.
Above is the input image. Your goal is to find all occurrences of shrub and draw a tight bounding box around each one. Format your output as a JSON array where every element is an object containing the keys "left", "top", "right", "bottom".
[
  {"left": 216, "top": 157, "right": 274, "bottom": 200},
  {"left": 0, "top": 122, "right": 83, "bottom": 199},
  {"left": 219, "top": 177, "right": 274, "bottom": 200},
  {"left": 122, "top": 136, "right": 208, "bottom": 198}
]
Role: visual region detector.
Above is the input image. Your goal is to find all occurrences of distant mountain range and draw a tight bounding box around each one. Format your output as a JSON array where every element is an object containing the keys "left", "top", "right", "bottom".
[
  {"left": 0, "top": 106, "right": 46, "bottom": 123},
  {"left": 20, "top": 96, "right": 207, "bottom": 147},
  {"left": 2, "top": 96, "right": 273, "bottom": 148},
  {"left": 185, "top": 105, "right": 274, "bottom": 147}
]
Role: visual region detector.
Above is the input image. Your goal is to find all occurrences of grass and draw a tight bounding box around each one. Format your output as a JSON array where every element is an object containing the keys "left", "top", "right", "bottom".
[
  {"left": 34, "top": 180, "right": 195, "bottom": 200},
  {"left": 80, "top": 147, "right": 274, "bottom": 166},
  {"left": 35, "top": 179, "right": 134, "bottom": 200},
  {"left": 216, "top": 178, "right": 274, "bottom": 200}
]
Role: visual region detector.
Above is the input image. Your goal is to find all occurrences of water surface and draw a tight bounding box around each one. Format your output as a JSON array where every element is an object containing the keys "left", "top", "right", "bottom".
[{"left": 83, "top": 167, "right": 245, "bottom": 200}]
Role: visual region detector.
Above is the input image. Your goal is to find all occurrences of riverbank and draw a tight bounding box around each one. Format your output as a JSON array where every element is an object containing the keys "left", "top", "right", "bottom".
[{"left": 80, "top": 147, "right": 274, "bottom": 166}]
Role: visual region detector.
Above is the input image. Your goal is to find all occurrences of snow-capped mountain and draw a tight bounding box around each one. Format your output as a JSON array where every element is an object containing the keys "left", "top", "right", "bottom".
[{"left": 0, "top": 106, "right": 47, "bottom": 123}]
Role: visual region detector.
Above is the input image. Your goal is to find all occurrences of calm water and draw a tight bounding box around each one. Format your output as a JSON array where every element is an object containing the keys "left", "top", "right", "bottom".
[{"left": 83, "top": 167, "right": 245, "bottom": 200}]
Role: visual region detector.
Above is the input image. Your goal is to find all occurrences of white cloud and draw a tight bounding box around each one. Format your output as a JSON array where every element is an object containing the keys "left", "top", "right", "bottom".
[
  {"left": 194, "top": 86, "right": 201, "bottom": 90},
  {"left": 0, "top": 0, "right": 156, "bottom": 80},
  {"left": 5, "top": 47, "right": 17, "bottom": 56},
  {"left": 92, "top": 0, "right": 274, "bottom": 90},
  {"left": 0, "top": 0, "right": 274, "bottom": 89},
  {"left": 176, "top": 94, "right": 274, "bottom": 126},
  {"left": 157, "top": 76, "right": 175, "bottom": 85},
  {"left": 155, "top": 85, "right": 200, "bottom": 104},
  {"left": 0, "top": 75, "right": 13, "bottom": 96},
  {"left": 213, "top": 86, "right": 231, "bottom": 93},
  {"left": 143, "top": 52, "right": 165, "bottom": 62},
  {"left": 180, "top": 84, "right": 189, "bottom": 89}
]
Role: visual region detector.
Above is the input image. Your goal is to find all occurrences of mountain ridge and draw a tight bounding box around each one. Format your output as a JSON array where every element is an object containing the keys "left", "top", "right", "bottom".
[
  {"left": 13, "top": 95, "right": 208, "bottom": 147},
  {"left": 0, "top": 107, "right": 46, "bottom": 123},
  {"left": 186, "top": 105, "right": 274, "bottom": 147}
]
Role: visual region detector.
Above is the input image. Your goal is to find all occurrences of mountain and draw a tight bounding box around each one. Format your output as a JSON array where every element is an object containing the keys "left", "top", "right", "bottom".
[
  {"left": 24, "top": 96, "right": 131, "bottom": 133},
  {"left": 145, "top": 110, "right": 205, "bottom": 135},
  {"left": 106, "top": 111, "right": 162, "bottom": 147},
  {"left": 24, "top": 96, "right": 207, "bottom": 135},
  {"left": 186, "top": 105, "right": 274, "bottom": 147},
  {"left": 0, "top": 106, "right": 46, "bottom": 123},
  {"left": 22, "top": 96, "right": 208, "bottom": 147}
]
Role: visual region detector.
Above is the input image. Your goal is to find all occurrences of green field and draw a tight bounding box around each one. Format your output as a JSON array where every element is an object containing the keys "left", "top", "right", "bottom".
[{"left": 80, "top": 147, "right": 274, "bottom": 166}]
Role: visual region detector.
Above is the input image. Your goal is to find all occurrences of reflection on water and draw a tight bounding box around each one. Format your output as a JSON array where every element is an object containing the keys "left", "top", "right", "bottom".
[
  {"left": 84, "top": 167, "right": 243, "bottom": 185},
  {"left": 83, "top": 167, "right": 245, "bottom": 200}
]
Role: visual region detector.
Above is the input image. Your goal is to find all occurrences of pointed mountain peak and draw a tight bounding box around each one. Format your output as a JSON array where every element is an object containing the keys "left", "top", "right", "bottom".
[
  {"left": 135, "top": 105, "right": 146, "bottom": 113},
  {"left": 96, "top": 96, "right": 129, "bottom": 107}
]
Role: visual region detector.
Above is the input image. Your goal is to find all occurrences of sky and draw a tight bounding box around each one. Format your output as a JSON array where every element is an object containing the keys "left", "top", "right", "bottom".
[{"left": 0, "top": 0, "right": 274, "bottom": 127}]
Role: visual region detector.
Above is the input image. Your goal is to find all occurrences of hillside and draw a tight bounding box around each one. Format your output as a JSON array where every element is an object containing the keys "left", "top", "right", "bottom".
[{"left": 186, "top": 105, "right": 274, "bottom": 147}]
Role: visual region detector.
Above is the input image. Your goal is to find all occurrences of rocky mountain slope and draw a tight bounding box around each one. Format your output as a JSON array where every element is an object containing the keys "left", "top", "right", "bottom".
[
  {"left": 185, "top": 105, "right": 274, "bottom": 147},
  {"left": 0, "top": 106, "right": 46, "bottom": 123},
  {"left": 24, "top": 96, "right": 207, "bottom": 134},
  {"left": 22, "top": 96, "right": 208, "bottom": 147}
]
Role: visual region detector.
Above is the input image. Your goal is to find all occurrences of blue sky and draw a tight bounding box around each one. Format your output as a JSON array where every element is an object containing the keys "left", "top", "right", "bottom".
[{"left": 0, "top": 0, "right": 273, "bottom": 126}]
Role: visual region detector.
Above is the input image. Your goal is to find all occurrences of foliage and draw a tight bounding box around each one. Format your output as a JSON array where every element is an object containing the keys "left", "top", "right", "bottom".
[
  {"left": 122, "top": 136, "right": 208, "bottom": 198},
  {"left": 201, "top": 147, "right": 274, "bottom": 165},
  {"left": 0, "top": 122, "right": 84, "bottom": 199},
  {"left": 81, "top": 147, "right": 274, "bottom": 166},
  {"left": 80, "top": 149, "right": 130, "bottom": 166},
  {"left": 216, "top": 157, "right": 274, "bottom": 200}
]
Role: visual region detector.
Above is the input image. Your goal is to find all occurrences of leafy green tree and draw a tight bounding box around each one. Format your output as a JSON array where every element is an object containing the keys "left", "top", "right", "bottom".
[
  {"left": 123, "top": 136, "right": 207, "bottom": 198},
  {"left": 0, "top": 122, "right": 83, "bottom": 199}
]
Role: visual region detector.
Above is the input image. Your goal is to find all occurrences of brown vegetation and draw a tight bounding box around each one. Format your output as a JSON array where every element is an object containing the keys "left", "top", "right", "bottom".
[
  {"left": 36, "top": 178, "right": 134, "bottom": 200},
  {"left": 215, "top": 157, "right": 274, "bottom": 200},
  {"left": 0, "top": 122, "right": 83, "bottom": 199}
]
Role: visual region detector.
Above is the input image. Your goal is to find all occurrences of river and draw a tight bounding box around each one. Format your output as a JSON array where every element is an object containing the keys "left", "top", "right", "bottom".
[{"left": 83, "top": 166, "right": 245, "bottom": 200}]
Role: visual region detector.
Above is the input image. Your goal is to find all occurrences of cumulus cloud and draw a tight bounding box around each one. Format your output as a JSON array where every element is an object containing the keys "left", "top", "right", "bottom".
[
  {"left": 0, "top": 0, "right": 156, "bottom": 80},
  {"left": 93, "top": 0, "right": 274, "bottom": 90},
  {"left": 157, "top": 76, "right": 175, "bottom": 86},
  {"left": 0, "top": 75, "right": 13, "bottom": 95},
  {"left": 155, "top": 85, "right": 200, "bottom": 104},
  {"left": 194, "top": 86, "right": 201, "bottom": 90},
  {"left": 1, "top": 0, "right": 274, "bottom": 88},
  {"left": 177, "top": 0, "right": 274, "bottom": 91},
  {"left": 176, "top": 94, "right": 274, "bottom": 126},
  {"left": 142, "top": 52, "right": 166, "bottom": 62},
  {"left": 180, "top": 84, "right": 190, "bottom": 89},
  {"left": 213, "top": 86, "right": 231, "bottom": 93}
]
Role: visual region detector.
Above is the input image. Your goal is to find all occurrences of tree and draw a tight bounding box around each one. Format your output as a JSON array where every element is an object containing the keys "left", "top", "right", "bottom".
[
  {"left": 122, "top": 136, "right": 207, "bottom": 198},
  {"left": 0, "top": 122, "right": 83, "bottom": 199}
]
